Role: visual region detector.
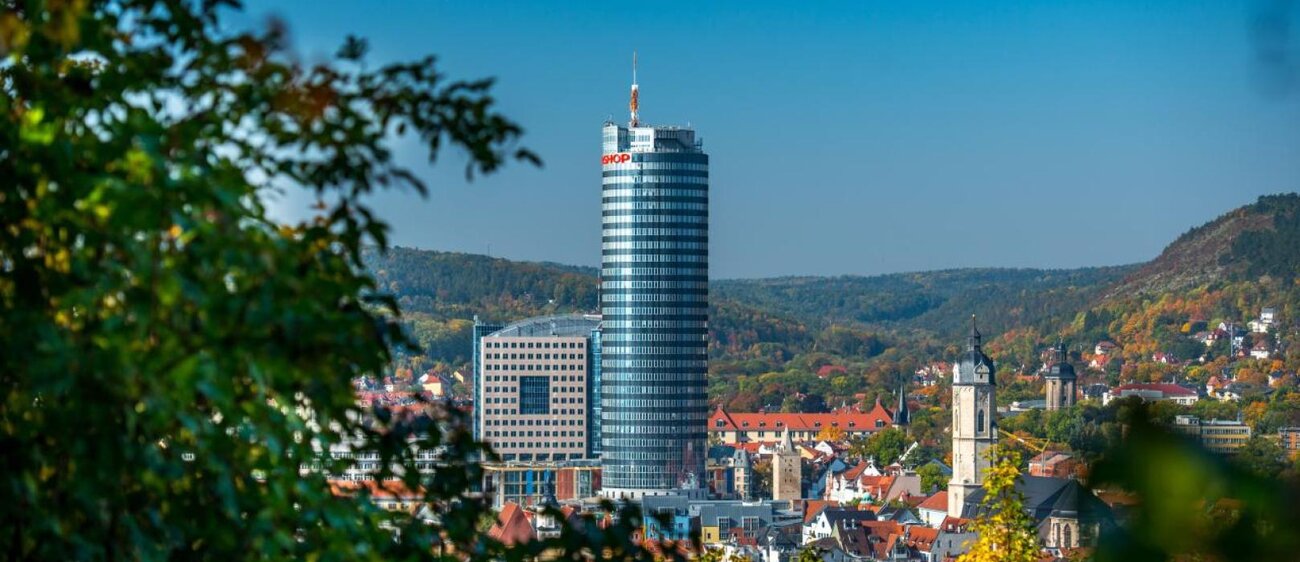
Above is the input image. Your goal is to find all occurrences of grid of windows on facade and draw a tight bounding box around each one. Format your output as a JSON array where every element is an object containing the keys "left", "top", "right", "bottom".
[
  {"left": 600, "top": 122, "right": 709, "bottom": 496},
  {"left": 476, "top": 315, "right": 601, "bottom": 463}
]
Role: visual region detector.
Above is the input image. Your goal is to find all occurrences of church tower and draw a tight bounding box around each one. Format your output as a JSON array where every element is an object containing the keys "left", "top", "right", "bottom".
[
  {"left": 772, "top": 427, "right": 802, "bottom": 501},
  {"left": 1044, "top": 342, "right": 1077, "bottom": 411},
  {"left": 894, "top": 383, "right": 911, "bottom": 431},
  {"left": 949, "top": 317, "right": 998, "bottom": 518}
]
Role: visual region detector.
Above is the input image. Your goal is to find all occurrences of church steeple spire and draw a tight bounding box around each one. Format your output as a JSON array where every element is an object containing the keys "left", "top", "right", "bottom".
[
  {"left": 968, "top": 315, "right": 982, "bottom": 351},
  {"left": 895, "top": 383, "right": 910, "bottom": 427}
]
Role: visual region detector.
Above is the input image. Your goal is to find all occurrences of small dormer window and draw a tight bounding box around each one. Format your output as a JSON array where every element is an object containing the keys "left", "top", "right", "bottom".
[{"left": 715, "top": 419, "right": 725, "bottom": 428}]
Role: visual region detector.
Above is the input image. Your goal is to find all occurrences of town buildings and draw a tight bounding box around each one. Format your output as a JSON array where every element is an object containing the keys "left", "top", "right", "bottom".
[
  {"left": 1102, "top": 383, "right": 1199, "bottom": 406},
  {"left": 1028, "top": 451, "right": 1084, "bottom": 480},
  {"left": 1280, "top": 427, "right": 1300, "bottom": 454},
  {"left": 599, "top": 72, "right": 711, "bottom": 499},
  {"left": 823, "top": 461, "right": 922, "bottom": 504},
  {"left": 705, "top": 446, "right": 757, "bottom": 500},
  {"left": 1172, "top": 415, "right": 1252, "bottom": 454},
  {"left": 642, "top": 495, "right": 799, "bottom": 545},
  {"left": 482, "top": 460, "right": 603, "bottom": 509},
  {"left": 477, "top": 314, "right": 601, "bottom": 461},
  {"left": 707, "top": 403, "right": 898, "bottom": 444}
]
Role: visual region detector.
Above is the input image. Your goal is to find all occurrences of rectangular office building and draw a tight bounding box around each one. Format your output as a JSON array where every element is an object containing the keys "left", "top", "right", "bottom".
[{"left": 478, "top": 314, "right": 601, "bottom": 462}]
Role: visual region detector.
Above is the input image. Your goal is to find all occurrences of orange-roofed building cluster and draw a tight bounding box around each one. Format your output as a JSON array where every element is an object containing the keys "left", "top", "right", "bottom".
[{"left": 708, "top": 400, "right": 899, "bottom": 445}]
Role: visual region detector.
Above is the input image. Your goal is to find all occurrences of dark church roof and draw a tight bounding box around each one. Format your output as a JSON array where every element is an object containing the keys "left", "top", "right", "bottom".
[
  {"left": 955, "top": 317, "right": 996, "bottom": 385},
  {"left": 960, "top": 476, "right": 1112, "bottom": 525},
  {"left": 894, "top": 384, "right": 910, "bottom": 426},
  {"left": 1045, "top": 342, "right": 1077, "bottom": 380}
]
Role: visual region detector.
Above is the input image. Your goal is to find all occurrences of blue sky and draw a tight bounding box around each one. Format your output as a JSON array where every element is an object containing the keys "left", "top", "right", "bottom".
[{"left": 241, "top": 1, "right": 1300, "bottom": 278}]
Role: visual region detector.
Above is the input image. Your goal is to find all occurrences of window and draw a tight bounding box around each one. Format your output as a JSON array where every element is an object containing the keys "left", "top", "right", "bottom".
[
  {"left": 977, "top": 409, "right": 986, "bottom": 433},
  {"left": 519, "top": 376, "right": 550, "bottom": 415}
]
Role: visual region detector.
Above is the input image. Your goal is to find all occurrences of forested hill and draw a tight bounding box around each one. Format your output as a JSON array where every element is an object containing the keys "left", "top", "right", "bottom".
[
  {"left": 1107, "top": 193, "right": 1300, "bottom": 298},
  {"left": 713, "top": 266, "right": 1135, "bottom": 342},
  {"left": 367, "top": 247, "right": 598, "bottom": 321},
  {"left": 368, "top": 193, "right": 1300, "bottom": 407},
  {"left": 1058, "top": 194, "right": 1300, "bottom": 373},
  {"left": 367, "top": 250, "right": 1143, "bottom": 343},
  {"left": 363, "top": 250, "right": 1135, "bottom": 375}
]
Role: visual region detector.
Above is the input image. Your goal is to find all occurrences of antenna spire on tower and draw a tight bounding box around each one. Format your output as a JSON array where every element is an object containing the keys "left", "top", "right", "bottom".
[{"left": 629, "top": 51, "right": 640, "bottom": 127}]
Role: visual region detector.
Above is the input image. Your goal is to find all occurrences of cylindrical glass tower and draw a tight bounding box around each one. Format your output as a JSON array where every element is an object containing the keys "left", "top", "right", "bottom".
[{"left": 599, "top": 122, "right": 709, "bottom": 499}]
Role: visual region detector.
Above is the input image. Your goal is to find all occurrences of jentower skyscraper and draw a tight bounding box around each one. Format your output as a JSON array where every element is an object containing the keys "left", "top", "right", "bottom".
[{"left": 600, "top": 55, "right": 709, "bottom": 500}]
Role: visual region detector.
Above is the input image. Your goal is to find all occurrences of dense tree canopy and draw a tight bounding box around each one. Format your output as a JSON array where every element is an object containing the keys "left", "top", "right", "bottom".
[
  {"left": 0, "top": 1, "right": 666, "bottom": 561},
  {"left": 850, "top": 427, "right": 909, "bottom": 466}
]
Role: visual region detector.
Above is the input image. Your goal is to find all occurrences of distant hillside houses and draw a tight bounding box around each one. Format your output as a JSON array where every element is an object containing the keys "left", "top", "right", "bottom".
[{"left": 1249, "top": 307, "right": 1279, "bottom": 333}]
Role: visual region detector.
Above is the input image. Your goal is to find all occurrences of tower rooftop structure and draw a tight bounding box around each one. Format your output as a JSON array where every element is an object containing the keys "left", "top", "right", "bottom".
[
  {"left": 489, "top": 314, "right": 601, "bottom": 338},
  {"left": 1045, "top": 342, "right": 1077, "bottom": 380},
  {"left": 955, "top": 316, "right": 996, "bottom": 385}
]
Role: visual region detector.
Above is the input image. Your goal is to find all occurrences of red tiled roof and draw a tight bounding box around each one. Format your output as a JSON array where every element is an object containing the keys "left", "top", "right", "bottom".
[
  {"left": 1094, "top": 490, "right": 1140, "bottom": 507},
  {"left": 861, "top": 520, "right": 903, "bottom": 539},
  {"left": 802, "top": 500, "right": 838, "bottom": 524},
  {"left": 917, "top": 491, "right": 948, "bottom": 512},
  {"left": 860, "top": 475, "right": 896, "bottom": 499},
  {"left": 329, "top": 479, "right": 423, "bottom": 500},
  {"left": 489, "top": 502, "right": 535, "bottom": 546},
  {"left": 896, "top": 492, "right": 926, "bottom": 507},
  {"left": 907, "top": 526, "right": 939, "bottom": 551},
  {"left": 842, "top": 461, "right": 873, "bottom": 480},
  {"left": 939, "top": 516, "right": 971, "bottom": 532},
  {"left": 880, "top": 533, "right": 901, "bottom": 559},
  {"left": 817, "top": 365, "right": 848, "bottom": 378},
  {"left": 709, "top": 406, "right": 893, "bottom": 433}
]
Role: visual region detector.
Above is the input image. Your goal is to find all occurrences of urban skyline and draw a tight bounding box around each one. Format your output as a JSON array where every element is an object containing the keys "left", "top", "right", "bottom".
[{"left": 11, "top": 2, "right": 1300, "bottom": 561}]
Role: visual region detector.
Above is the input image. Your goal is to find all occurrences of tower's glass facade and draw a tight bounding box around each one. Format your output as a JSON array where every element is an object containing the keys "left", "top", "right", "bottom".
[
  {"left": 472, "top": 317, "right": 503, "bottom": 443},
  {"left": 600, "top": 122, "right": 709, "bottom": 499}
]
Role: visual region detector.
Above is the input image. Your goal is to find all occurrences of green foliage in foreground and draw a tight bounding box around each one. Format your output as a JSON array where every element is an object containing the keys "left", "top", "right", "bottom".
[
  {"left": 960, "top": 448, "right": 1040, "bottom": 562},
  {"left": 1090, "top": 410, "right": 1300, "bottom": 561},
  {"left": 0, "top": 1, "right": 669, "bottom": 560}
]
